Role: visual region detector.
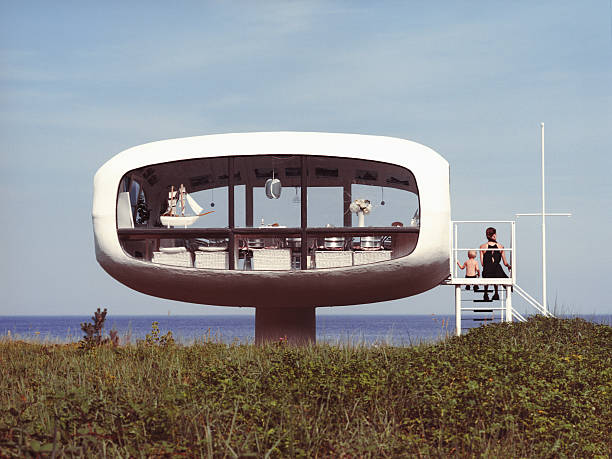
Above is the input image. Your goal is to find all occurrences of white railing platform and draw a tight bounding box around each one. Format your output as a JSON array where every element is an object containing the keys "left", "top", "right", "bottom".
[{"left": 444, "top": 278, "right": 513, "bottom": 286}]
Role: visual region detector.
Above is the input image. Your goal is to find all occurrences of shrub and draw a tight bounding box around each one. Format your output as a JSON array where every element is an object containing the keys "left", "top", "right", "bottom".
[
  {"left": 79, "top": 308, "right": 119, "bottom": 349},
  {"left": 139, "top": 321, "right": 175, "bottom": 347}
]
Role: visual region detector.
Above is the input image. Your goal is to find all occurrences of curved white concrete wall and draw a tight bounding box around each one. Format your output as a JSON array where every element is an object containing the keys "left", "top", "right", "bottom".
[{"left": 93, "top": 132, "right": 450, "bottom": 308}]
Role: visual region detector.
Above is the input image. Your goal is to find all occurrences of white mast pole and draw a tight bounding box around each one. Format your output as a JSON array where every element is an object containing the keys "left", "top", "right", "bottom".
[
  {"left": 516, "top": 123, "right": 571, "bottom": 316},
  {"left": 541, "top": 122, "right": 547, "bottom": 315}
]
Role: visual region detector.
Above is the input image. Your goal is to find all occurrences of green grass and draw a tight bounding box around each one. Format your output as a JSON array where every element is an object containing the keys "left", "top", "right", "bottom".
[{"left": 1, "top": 317, "right": 610, "bottom": 457}]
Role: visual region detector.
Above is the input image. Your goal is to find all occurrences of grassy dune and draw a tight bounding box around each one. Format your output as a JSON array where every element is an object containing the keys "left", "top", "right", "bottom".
[{"left": 1, "top": 316, "right": 610, "bottom": 457}]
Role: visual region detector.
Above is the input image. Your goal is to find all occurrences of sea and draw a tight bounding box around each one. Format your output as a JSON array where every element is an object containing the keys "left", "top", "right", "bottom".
[{"left": 1, "top": 314, "right": 610, "bottom": 346}]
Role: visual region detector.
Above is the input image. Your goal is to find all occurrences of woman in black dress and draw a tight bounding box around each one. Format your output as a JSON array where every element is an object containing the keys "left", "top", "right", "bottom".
[{"left": 480, "top": 227, "right": 511, "bottom": 301}]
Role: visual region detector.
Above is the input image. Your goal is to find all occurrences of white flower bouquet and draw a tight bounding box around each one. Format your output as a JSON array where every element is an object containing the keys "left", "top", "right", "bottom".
[
  {"left": 349, "top": 199, "right": 372, "bottom": 215},
  {"left": 349, "top": 199, "right": 372, "bottom": 227}
]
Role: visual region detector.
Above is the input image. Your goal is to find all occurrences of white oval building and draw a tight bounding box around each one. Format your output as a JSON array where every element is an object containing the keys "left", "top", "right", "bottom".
[{"left": 92, "top": 132, "right": 451, "bottom": 342}]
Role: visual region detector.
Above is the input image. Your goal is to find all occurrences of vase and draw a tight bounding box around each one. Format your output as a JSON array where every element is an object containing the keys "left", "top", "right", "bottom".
[{"left": 358, "top": 211, "right": 365, "bottom": 228}]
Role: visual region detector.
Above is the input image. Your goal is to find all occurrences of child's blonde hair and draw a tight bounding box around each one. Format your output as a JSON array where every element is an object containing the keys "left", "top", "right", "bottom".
[{"left": 468, "top": 250, "right": 476, "bottom": 259}]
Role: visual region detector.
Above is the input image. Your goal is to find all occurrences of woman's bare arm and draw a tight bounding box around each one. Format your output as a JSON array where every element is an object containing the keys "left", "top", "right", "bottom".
[{"left": 499, "top": 243, "right": 511, "bottom": 268}]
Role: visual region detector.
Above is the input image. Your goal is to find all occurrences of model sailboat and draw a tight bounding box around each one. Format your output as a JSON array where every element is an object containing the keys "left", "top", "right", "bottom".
[{"left": 161, "top": 184, "right": 214, "bottom": 227}]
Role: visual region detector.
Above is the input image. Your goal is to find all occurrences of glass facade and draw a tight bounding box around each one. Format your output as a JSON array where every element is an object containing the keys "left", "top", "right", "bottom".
[{"left": 117, "top": 155, "right": 420, "bottom": 270}]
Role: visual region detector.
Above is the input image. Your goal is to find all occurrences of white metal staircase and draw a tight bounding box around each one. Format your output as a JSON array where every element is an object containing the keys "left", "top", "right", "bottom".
[{"left": 447, "top": 220, "right": 555, "bottom": 336}]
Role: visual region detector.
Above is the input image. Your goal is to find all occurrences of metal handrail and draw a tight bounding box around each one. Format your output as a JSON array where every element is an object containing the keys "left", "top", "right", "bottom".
[
  {"left": 452, "top": 220, "right": 516, "bottom": 224},
  {"left": 514, "top": 284, "right": 555, "bottom": 317},
  {"left": 513, "top": 310, "right": 527, "bottom": 322},
  {"left": 454, "top": 247, "right": 512, "bottom": 251},
  {"left": 450, "top": 220, "right": 515, "bottom": 285},
  {"left": 514, "top": 284, "right": 545, "bottom": 313}
]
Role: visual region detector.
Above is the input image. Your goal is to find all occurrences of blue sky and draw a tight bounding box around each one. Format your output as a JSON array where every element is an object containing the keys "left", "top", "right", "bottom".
[{"left": 0, "top": 1, "right": 610, "bottom": 315}]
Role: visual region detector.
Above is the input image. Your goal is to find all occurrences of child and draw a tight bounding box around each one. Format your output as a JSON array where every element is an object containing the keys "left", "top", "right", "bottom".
[{"left": 457, "top": 250, "right": 480, "bottom": 290}]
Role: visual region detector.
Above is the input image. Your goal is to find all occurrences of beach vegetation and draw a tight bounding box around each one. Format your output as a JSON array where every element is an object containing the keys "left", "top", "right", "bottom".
[{"left": 0, "top": 316, "right": 610, "bottom": 457}]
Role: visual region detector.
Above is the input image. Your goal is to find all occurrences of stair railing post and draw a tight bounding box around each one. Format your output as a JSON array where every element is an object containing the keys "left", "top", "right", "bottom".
[
  {"left": 505, "top": 285, "right": 513, "bottom": 322},
  {"left": 455, "top": 285, "right": 462, "bottom": 336},
  {"left": 453, "top": 222, "right": 458, "bottom": 279}
]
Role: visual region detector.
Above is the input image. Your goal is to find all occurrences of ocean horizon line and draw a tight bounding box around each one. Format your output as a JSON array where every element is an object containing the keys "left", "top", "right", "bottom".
[
  {"left": 1, "top": 312, "right": 610, "bottom": 317},
  {"left": 1, "top": 312, "right": 454, "bottom": 317}
]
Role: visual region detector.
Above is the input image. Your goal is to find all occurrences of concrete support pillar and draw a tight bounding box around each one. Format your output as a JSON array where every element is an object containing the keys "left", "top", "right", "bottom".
[
  {"left": 505, "top": 286, "right": 513, "bottom": 323},
  {"left": 455, "top": 285, "right": 461, "bottom": 336},
  {"left": 255, "top": 307, "right": 316, "bottom": 345}
]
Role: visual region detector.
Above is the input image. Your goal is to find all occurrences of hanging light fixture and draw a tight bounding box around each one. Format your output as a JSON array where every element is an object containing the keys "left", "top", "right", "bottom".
[{"left": 265, "top": 169, "right": 282, "bottom": 199}]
